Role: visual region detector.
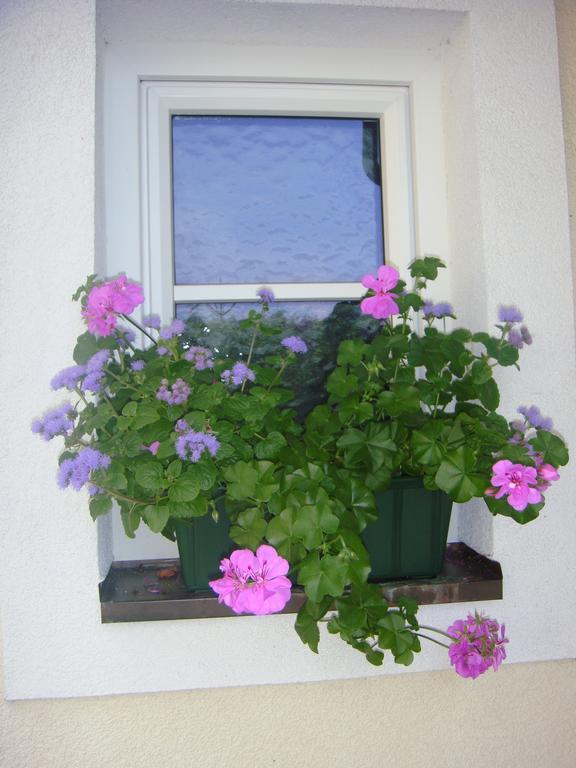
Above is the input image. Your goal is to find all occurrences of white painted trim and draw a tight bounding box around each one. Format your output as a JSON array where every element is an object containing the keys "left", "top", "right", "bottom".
[{"left": 173, "top": 282, "right": 366, "bottom": 303}]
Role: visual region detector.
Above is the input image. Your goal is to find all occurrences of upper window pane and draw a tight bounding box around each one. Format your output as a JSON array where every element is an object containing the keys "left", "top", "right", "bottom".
[{"left": 172, "top": 116, "right": 384, "bottom": 285}]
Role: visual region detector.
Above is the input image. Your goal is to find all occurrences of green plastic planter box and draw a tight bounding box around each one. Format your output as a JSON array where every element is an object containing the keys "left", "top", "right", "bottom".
[
  {"left": 174, "top": 476, "right": 452, "bottom": 591},
  {"left": 362, "top": 476, "right": 453, "bottom": 580},
  {"left": 174, "top": 514, "right": 233, "bottom": 592}
]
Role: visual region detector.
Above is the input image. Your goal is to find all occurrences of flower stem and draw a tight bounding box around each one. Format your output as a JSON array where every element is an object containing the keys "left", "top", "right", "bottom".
[
  {"left": 415, "top": 633, "right": 450, "bottom": 649},
  {"left": 418, "top": 624, "right": 453, "bottom": 639},
  {"left": 121, "top": 313, "right": 157, "bottom": 344}
]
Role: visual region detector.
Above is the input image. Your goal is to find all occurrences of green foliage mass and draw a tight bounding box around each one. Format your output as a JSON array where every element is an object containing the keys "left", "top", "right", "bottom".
[{"left": 53, "top": 261, "right": 568, "bottom": 669}]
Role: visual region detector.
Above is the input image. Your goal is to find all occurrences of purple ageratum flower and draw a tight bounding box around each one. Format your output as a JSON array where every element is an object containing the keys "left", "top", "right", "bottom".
[
  {"left": 176, "top": 430, "right": 220, "bottom": 462},
  {"left": 31, "top": 402, "right": 75, "bottom": 441},
  {"left": 184, "top": 346, "right": 214, "bottom": 370},
  {"left": 50, "top": 365, "right": 86, "bottom": 391},
  {"left": 281, "top": 336, "right": 308, "bottom": 354},
  {"left": 156, "top": 378, "right": 190, "bottom": 406},
  {"left": 447, "top": 613, "right": 508, "bottom": 679},
  {"left": 518, "top": 405, "right": 553, "bottom": 431},
  {"left": 143, "top": 313, "right": 161, "bottom": 330},
  {"left": 81, "top": 371, "right": 105, "bottom": 393},
  {"left": 221, "top": 362, "right": 256, "bottom": 387},
  {"left": 159, "top": 318, "right": 185, "bottom": 340},
  {"left": 256, "top": 287, "right": 275, "bottom": 304},
  {"left": 487, "top": 459, "right": 542, "bottom": 511},
  {"left": 116, "top": 327, "right": 136, "bottom": 346},
  {"left": 498, "top": 305, "right": 523, "bottom": 324},
  {"left": 507, "top": 329, "right": 524, "bottom": 349},
  {"left": 422, "top": 301, "right": 454, "bottom": 319},
  {"left": 175, "top": 419, "right": 189, "bottom": 433},
  {"left": 131, "top": 360, "right": 145, "bottom": 372},
  {"left": 57, "top": 448, "right": 111, "bottom": 491},
  {"left": 156, "top": 346, "right": 170, "bottom": 357},
  {"left": 520, "top": 325, "right": 533, "bottom": 345},
  {"left": 209, "top": 545, "right": 292, "bottom": 615}
]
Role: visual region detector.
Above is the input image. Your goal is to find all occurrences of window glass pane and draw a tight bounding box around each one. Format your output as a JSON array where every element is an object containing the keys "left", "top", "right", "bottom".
[
  {"left": 176, "top": 301, "right": 379, "bottom": 417},
  {"left": 172, "top": 116, "right": 384, "bottom": 285}
]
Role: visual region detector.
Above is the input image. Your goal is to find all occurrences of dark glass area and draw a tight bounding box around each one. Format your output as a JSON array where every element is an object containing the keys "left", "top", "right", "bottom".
[
  {"left": 176, "top": 301, "right": 380, "bottom": 418},
  {"left": 172, "top": 115, "right": 384, "bottom": 285}
]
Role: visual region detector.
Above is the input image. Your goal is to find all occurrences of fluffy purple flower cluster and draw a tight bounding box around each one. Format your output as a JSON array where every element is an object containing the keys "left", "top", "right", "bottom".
[
  {"left": 156, "top": 378, "right": 190, "bottom": 406},
  {"left": 518, "top": 404, "right": 553, "bottom": 431},
  {"left": 142, "top": 313, "right": 161, "bottom": 330},
  {"left": 221, "top": 362, "right": 256, "bottom": 387},
  {"left": 256, "top": 287, "right": 275, "bottom": 305},
  {"left": 159, "top": 318, "right": 185, "bottom": 340},
  {"left": 51, "top": 350, "right": 110, "bottom": 394},
  {"left": 422, "top": 301, "right": 454, "bottom": 319},
  {"left": 281, "top": 336, "right": 308, "bottom": 354},
  {"left": 31, "top": 402, "right": 75, "bottom": 441},
  {"left": 50, "top": 365, "right": 87, "bottom": 391},
  {"left": 498, "top": 305, "right": 523, "bottom": 323},
  {"left": 57, "top": 448, "right": 111, "bottom": 491},
  {"left": 497, "top": 305, "right": 532, "bottom": 349},
  {"left": 447, "top": 613, "right": 508, "bottom": 679},
  {"left": 176, "top": 430, "right": 220, "bottom": 463},
  {"left": 81, "top": 350, "right": 110, "bottom": 393},
  {"left": 184, "top": 346, "right": 214, "bottom": 370},
  {"left": 130, "top": 360, "right": 145, "bottom": 372}
]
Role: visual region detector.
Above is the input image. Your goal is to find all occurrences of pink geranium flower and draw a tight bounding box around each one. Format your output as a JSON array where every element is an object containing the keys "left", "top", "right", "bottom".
[
  {"left": 82, "top": 275, "right": 144, "bottom": 336},
  {"left": 488, "top": 459, "right": 542, "bottom": 511},
  {"left": 360, "top": 265, "right": 400, "bottom": 320},
  {"left": 209, "top": 545, "right": 292, "bottom": 615},
  {"left": 447, "top": 613, "right": 508, "bottom": 679}
]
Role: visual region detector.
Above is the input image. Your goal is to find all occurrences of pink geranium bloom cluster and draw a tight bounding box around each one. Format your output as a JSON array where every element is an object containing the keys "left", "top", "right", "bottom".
[
  {"left": 360, "top": 265, "right": 400, "bottom": 320},
  {"left": 487, "top": 458, "right": 559, "bottom": 511},
  {"left": 447, "top": 613, "right": 508, "bottom": 679},
  {"left": 209, "top": 545, "right": 292, "bottom": 615},
  {"left": 82, "top": 275, "right": 144, "bottom": 336}
]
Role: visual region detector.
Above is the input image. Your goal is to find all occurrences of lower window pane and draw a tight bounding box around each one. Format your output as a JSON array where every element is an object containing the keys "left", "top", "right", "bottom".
[{"left": 176, "top": 301, "right": 379, "bottom": 417}]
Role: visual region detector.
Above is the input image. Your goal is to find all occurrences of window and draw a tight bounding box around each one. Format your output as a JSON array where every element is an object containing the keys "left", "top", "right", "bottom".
[{"left": 142, "top": 81, "right": 415, "bottom": 322}]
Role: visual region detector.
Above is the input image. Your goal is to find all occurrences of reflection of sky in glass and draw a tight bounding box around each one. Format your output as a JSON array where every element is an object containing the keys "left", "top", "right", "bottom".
[{"left": 172, "top": 116, "right": 384, "bottom": 285}]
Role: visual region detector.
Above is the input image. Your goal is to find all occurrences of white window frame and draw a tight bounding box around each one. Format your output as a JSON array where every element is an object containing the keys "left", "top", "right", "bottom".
[{"left": 140, "top": 80, "right": 415, "bottom": 322}]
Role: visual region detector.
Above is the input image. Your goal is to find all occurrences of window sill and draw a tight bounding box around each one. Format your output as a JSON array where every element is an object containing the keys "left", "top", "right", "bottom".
[{"left": 99, "top": 542, "right": 502, "bottom": 623}]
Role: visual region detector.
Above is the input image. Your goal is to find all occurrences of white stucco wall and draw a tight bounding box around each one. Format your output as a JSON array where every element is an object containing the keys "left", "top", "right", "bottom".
[{"left": 1, "top": 0, "right": 574, "bottom": 703}]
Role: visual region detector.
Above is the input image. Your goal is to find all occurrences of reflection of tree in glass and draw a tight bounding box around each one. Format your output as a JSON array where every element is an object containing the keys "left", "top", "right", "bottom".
[{"left": 181, "top": 302, "right": 379, "bottom": 419}]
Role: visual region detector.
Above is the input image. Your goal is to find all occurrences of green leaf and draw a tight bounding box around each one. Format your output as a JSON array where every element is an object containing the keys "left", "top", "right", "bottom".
[
  {"left": 293, "top": 504, "right": 340, "bottom": 549},
  {"left": 141, "top": 504, "right": 170, "bottom": 533},
  {"left": 409, "top": 255, "right": 445, "bottom": 280},
  {"left": 478, "top": 378, "right": 500, "bottom": 411},
  {"left": 168, "top": 471, "right": 201, "bottom": 502},
  {"left": 326, "top": 368, "right": 359, "bottom": 400},
  {"left": 89, "top": 494, "right": 112, "bottom": 520},
  {"left": 337, "top": 339, "right": 369, "bottom": 367},
  {"left": 224, "top": 461, "right": 259, "bottom": 500},
  {"left": 72, "top": 331, "right": 115, "bottom": 365},
  {"left": 120, "top": 507, "right": 140, "bottom": 538},
  {"left": 295, "top": 607, "right": 320, "bottom": 653},
  {"left": 435, "top": 447, "right": 487, "bottom": 502},
  {"left": 254, "top": 431, "right": 288, "bottom": 460},
  {"left": 530, "top": 430, "right": 569, "bottom": 466},
  {"left": 298, "top": 554, "right": 349, "bottom": 602},
  {"left": 378, "top": 384, "right": 421, "bottom": 417},
  {"left": 484, "top": 494, "right": 544, "bottom": 524},
  {"left": 132, "top": 403, "right": 161, "bottom": 429},
  {"left": 135, "top": 462, "right": 165, "bottom": 491},
  {"left": 411, "top": 421, "right": 445, "bottom": 467},
  {"left": 229, "top": 507, "right": 267, "bottom": 549}
]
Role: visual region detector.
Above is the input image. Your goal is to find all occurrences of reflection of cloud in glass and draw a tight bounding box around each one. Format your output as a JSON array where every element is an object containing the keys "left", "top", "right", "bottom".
[{"left": 172, "top": 116, "right": 384, "bottom": 285}]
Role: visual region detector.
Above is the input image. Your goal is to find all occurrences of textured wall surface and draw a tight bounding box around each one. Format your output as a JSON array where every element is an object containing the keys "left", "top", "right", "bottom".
[{"left": 1, "top": 654, "right": 576, "bottom": 768}]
